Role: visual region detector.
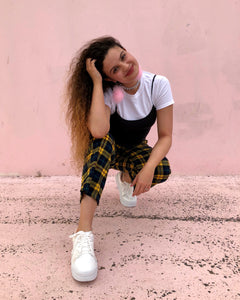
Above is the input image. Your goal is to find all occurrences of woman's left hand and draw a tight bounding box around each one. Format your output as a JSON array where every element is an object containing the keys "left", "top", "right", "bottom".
[{"left": 131, "top": 165, "right": 155, "bottom": 196}]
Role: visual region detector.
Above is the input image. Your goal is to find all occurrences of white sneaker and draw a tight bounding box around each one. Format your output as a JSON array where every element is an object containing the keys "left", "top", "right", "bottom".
[
  {"left": 115, "top": 172, "right": 137, "bottom": 207},
  {"left": 69, "top": 231, "right": 98, "bottom": 282}
]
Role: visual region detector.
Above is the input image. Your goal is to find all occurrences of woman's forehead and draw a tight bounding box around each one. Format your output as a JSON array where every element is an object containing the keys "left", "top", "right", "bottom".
[{"left": 103, "top": 46, "right": 124, "bottom": 70}]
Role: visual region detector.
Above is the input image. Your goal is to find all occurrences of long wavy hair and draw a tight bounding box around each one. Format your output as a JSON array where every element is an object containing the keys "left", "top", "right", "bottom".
[{"left": 65, "top": 36, "right": 125, "bottom": 172}]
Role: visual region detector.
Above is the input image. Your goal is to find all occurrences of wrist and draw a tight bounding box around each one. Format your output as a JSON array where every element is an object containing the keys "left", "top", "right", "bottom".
[
  {"left": 144, "top": 161, "right": 156, "bottom": 172},
  {"left": 93, "top": 78, "right": 102, "bottom": 86}
]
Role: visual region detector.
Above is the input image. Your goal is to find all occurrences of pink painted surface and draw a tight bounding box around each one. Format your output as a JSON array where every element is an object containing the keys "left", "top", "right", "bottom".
[{"left": 1, "top": 0, "right": 240, "bottom": 175}]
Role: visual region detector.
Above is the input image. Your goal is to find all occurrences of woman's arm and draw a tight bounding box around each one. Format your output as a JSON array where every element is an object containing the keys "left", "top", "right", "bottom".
[
  {"left": 86, "top": 58, "right": 111, "bottom": 138},
  {"left": 145, "top": 104, "right": 173, "bottom": 169},
  {"left": 132, "top": 104, "right": 173, "bottom": 196}
]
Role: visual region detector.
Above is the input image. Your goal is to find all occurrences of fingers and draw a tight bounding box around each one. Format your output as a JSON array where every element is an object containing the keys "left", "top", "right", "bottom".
[
  {"left": 88, "top": 58, "right": 96, "bottom": 64},
  {"left": 131, "top": 173, "right": 152, "bottom": 196},
  {"left": 86, "top": 58, "right": 96, "bottom": 71},
  {"left": 85, "top": 58, "right": 102, "bottom": 82},
  {"left": 143, "top": 185, "right": 151, "bottom": 192},
  {"left": 131, "top": 177, "right": 137, "bottom": 187},
  {"left": 132, "top": 183, "right": 151, "bottom": 196}
]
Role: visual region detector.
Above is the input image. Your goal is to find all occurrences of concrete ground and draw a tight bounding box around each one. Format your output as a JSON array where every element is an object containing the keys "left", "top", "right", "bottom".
[{"left": 0, "top": 175, "right": 240, "bottom": 300}]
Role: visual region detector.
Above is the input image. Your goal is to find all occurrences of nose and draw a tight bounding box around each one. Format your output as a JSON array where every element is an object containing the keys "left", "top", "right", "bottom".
[{"left": 120, "top": 62, "right": 129, "bottom": 72}]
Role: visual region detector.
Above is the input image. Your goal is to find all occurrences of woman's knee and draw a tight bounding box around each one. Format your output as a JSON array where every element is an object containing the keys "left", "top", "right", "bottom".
[
  {"left": 152, "top": 157, "right": 171, "bottom": 185},
  {"left": 90, "top": 133, "right": 115, "bottom": 154}
]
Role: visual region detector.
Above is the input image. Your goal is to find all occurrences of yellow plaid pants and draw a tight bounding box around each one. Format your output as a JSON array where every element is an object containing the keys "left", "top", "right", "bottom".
[{"left": 81, "top": 133, "right": 171, "bottom": 204}]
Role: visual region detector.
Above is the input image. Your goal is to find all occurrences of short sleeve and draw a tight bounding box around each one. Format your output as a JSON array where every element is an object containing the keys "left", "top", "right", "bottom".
[
  {"left": 104, "top": 88, "right": 116, "bottom": 114},
  {"left": 152, "top": 76, "right": 174, "bottom": 110}
]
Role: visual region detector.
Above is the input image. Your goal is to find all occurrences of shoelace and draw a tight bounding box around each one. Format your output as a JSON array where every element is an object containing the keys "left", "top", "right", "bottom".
[
  {"left": 121, "top": 181, "right": 133, "bottom": 197},
  {"left": 69, "top": 232, "right": 94, "bottom": 259}
]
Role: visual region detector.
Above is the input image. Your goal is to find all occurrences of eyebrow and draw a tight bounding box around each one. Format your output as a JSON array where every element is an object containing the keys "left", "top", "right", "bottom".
[{"left": 110, "top": 50, "right": 125, "bottom": 74}]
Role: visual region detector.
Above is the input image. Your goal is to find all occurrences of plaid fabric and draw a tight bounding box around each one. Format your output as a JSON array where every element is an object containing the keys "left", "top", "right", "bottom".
[{"left": 81, "top": 133, "right": 171, "bottom": 204}]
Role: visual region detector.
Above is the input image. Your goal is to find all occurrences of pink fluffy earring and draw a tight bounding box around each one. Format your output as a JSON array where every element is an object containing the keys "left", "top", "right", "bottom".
[
  {"left": 113, "top": 85, "right": 124, "bottom": 103},
  {"left": 136, "top": 65, "right": 142, "bottom": 80},
  {"left": 113, "top": 65, "right": 142, "bottom": 103}
]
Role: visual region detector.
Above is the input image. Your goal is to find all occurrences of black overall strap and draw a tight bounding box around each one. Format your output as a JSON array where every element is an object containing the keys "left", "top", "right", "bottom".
[{"left": 151, "top": 74, "right": 157, "bottom": 98}]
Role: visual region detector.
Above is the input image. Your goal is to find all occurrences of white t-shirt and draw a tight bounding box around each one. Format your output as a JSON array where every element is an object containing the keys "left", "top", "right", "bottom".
[{"left": 104, "top": 71, "right": 174, "bottom": 121}]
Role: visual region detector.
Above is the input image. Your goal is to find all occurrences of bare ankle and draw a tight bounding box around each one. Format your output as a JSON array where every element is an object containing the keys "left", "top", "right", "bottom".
[
  {"left": 76, "top": 225, "right": 92, "bottom": 232},
  {"left": 121, "top": 172, "right": 132, "bottom": 184},
  {"left": 76, "top": 195, "right": 97, "bottom": 233}
]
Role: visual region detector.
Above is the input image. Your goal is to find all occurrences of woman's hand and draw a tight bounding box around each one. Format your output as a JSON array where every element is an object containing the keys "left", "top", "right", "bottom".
[
  {"left": 86, "top": 58, "right": 102, "bottom": 84},
  {"left": 131, "top": 165, "right": 155, "bottom": 196}
]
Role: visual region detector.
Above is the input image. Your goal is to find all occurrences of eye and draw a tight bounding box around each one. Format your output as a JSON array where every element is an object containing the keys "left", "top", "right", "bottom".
[
  {"left": 121, "top": 53, "right": 126, "bottom": 60},
  {"left": 113, "top": 66, "right": 119, "bottom": 74}
]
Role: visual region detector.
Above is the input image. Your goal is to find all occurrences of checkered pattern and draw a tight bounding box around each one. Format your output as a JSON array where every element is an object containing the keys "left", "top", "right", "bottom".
[{"left": 80, "top": 133, "right": 171, "bottom": 205}]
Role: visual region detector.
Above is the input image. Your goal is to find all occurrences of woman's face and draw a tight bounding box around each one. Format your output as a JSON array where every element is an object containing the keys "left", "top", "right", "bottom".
[{"left": 102, "top": 46, "right": 139, "bottom": 87}]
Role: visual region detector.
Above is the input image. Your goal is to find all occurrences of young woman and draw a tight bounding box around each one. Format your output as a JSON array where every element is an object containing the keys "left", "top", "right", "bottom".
[{"left": 66, "top": 36, "right": 174, "bottom": 282}]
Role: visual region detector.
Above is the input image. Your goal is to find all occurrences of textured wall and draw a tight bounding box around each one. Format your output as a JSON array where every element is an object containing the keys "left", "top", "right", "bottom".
[{"left": 1, "top": 0, "right": 240, "bottom": 175}]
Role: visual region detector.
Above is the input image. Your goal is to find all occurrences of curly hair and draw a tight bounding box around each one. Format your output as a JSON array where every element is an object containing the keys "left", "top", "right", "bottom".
[{"left": 65, "top": 36, "right": 125, "bottom": 172}]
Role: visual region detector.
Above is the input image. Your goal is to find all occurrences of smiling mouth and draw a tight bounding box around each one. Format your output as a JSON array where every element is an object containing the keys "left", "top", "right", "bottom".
[{"left": 126, "top": 65, "right": 134, "bottom": 77}]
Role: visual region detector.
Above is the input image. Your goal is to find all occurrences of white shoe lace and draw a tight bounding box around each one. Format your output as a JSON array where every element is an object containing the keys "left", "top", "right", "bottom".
[
  {"left": 121, "top": 181, "right": 133, "bottom": 197},
  {"left": 69, "top": 232, "right": 94, "bottom": 261}
]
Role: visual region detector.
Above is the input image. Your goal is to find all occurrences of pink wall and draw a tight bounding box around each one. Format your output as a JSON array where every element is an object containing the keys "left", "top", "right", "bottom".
[{"left": 1, "top": 0, "right": 240, "bottom": 176}]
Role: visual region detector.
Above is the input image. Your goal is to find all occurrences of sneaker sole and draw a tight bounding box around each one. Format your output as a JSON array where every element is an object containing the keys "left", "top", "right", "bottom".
[
  {"left": 71, "top": 269, "right": 98, "bottom": 282},
  {"left": 115, "top": 173, "right": 137, "bottom": 207}
]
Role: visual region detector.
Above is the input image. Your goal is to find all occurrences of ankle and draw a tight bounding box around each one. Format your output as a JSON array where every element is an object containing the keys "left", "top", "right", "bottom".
[
  {"left": 121, "top": 172, "right": 131, "bottom": 184},
  {"left": 76, "top": 225, "right": 92, "bottom": 233}
]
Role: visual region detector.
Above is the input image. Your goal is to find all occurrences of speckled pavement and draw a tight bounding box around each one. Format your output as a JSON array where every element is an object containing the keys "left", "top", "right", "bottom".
[{"left": 0, "top": 175, "right": 240, "bottom": 300}]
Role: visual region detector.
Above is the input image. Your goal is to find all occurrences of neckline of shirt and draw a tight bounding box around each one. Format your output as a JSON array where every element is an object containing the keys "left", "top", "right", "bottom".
[{"left": 123, "top": 75, "right": 144, "bottom": 98}]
